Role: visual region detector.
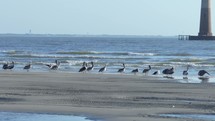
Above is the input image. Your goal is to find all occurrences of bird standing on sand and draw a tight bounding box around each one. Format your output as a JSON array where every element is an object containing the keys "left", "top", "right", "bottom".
[
  {"left": 162, "top": 67, "right": 174, "bottom": 76},
  {"left": 118, "top": 63, "right": 125, "bottom": 73},
  {"left": 99, "top": 64, "right": 107, "bottom": 73},
  {"left": 142, "top": 65, "right": 151, "bottom": 75},
  {"left": 7, "top": 61, "right": 15, "bottom": 70},
  {"left": 87, "top": 62, "right": 94, "bottom": 72},
  {"left": 46, "top": 60, "right": 60, "bottom": 70},
  {"left": 23, "top": 62, "right": 31, "bottom": 72},
  {"left": 2, "top": 62, "right": 8, "bottom": 70},
  {"left": 51, "top": 60, "right": 60, "bottom": 70},
  {"left": 79, "top": 62, "right": 87, "bottom": 72},
  {"left": 183, "top": 65, "right": 190, "bottom": 76},
  {"left": 198, "top": 70, "right": 210, "bottom": 76},
  {"left": 131, "top": 68, "right": 139, "bottom": 75}
]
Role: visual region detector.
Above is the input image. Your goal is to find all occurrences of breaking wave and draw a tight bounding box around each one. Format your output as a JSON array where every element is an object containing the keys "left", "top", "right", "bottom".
[{"left": 56, "top": 51, "right": 156, "bottom": 56}]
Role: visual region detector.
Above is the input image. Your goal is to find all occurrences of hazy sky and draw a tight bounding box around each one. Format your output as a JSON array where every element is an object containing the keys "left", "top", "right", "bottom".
[{"left": 0, "top": 0, "right": 215, "bottom": 36}]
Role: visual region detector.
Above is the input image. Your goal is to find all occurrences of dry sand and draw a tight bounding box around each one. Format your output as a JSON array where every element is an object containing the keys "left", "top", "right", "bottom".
[{"left": 0, "top": 71, "right": 215, "bottom": 121}]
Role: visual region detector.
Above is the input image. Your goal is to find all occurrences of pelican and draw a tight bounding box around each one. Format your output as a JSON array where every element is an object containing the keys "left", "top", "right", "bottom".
[
  {"left": 183, "top": 65, "right": 190, "bottom": 76},
  {"left": 142, "top": 65, "right": 151, "bottom": 75},
  {"left": 131, "top": 68, "right": 139, "bottom": 75},
  {"left": 2, "top": 62, "right": 8, "bottom": 70},
  {"left": 46, "top": 64, "right": 52, "bottom": 68},
  {"left": 7, "top": 61, "right": 15, "bottom": 70},
  {"left": 152, "top": 70, "right": 160, "bottom": 75},
  {"left": 79, "top": 62, "right": 87, "bottom": 72},
  {"left": 118, "top": 63, "right": 125, "bottom": 73},
  {"left": 46, "top": 60, "right": 60, "bottom": 70},
  {"left": 87, "top": 62, "right": 94, "bottom": 72},
  {"left": 198, "top": 70, "right": 210, "bottom": 76},
  {"left": 51, "top": 60, "right": 60, "bottom": 70},
  {"left": 162, "top": 67, "right": 174, "bottom": 76},
  {"left": 99, "top": 64, "right": 107, "bottom": 73},
  {"left": 23, "top": 62, "right": 31, "bottom": 72},
  {"left": 46, "top": 60, "right": 58, "bottom": 67}
]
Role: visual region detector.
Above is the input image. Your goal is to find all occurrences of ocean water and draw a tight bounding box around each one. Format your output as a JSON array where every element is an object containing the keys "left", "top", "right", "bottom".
[
  {"left": 0, "top": 112, "right": 93, "bottom": 121},
  {"left": 160, "top": 114, "right": 215, "bottom": 121},
  {"left": 0, "top": 35, "right": 215, "bottom": 83}
]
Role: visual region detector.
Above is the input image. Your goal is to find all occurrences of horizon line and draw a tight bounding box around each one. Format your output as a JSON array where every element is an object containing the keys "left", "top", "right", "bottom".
[{"left": 0, "top": 33, "right": 178, "bottom": 38}]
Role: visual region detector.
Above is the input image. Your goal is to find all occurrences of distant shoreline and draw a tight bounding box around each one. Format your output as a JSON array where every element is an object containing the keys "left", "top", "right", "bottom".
[{"left": 0, "top": 33, "right": 177, "bottom": 38}]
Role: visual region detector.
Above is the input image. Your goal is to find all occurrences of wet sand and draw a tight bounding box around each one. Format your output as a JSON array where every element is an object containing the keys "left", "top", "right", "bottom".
[{"left": 0, "top": 72, "right": 215, "bottom": 121}]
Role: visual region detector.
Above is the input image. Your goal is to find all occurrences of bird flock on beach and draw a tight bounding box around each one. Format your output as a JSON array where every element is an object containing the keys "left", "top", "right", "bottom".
[{"left": 1, "top": 60, "right": 211, "bottom": 79}]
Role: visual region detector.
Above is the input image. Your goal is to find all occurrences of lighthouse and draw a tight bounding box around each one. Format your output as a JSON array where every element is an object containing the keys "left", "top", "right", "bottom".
[
  {"left": 199, "top": 0, "right": 212, "bottom": 36},
  {"left": 189, "top": 0, "right": 215, "bottom": 40}
]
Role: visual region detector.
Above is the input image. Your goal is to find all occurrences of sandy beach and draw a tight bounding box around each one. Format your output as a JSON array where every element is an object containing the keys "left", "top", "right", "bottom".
[{"left": 0, "top": 72, "right": 215, "bottom": 121}]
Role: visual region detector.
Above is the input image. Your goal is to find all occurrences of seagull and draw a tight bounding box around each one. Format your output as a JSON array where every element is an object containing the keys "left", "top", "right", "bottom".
[
  {"left": 87, "top": 62, "right": 94, "bottom": 72},
  {"left": 118, "top": 63, "right": 125, "bottom": 73},
  {"left": 131, "top": 68, "right": 139, "bottom": 75},
  {"left": 99, "top": 64, "right": 107, "bottom": 73},
  {"left": 162, "top": 67, "right": 174, "bottom": 76},
  {"left": 79, "top": 62, "right": 87, "bottom": 72},
  {"left": 142, "top": 65, "right": 151, "bottom": 75},
  {"left": 198, "top": 70, "right": 210, "bottom": 76}
]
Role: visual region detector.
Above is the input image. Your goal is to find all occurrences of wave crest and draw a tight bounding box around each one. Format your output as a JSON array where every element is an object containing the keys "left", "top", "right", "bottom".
[{"left": 56, "top": 51, "right": 156, "bottom": 56}]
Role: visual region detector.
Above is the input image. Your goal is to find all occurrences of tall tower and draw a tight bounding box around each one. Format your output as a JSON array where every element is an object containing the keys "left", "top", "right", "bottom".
[
  {"left": 198, "top": 0, "right": 212, "bottom": 36},
  {"left": 188, "top": 0, "right": 215, "bottom": 40}
]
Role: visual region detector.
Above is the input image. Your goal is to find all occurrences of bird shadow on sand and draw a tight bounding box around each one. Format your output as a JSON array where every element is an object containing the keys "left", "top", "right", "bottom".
[{"left": 198, "top": 77, "right": 210, "bottom": 83}]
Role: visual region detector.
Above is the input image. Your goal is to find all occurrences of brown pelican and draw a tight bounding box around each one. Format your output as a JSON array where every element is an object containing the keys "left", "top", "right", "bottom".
[
  {"left": 118, "top": 63, "right": 125, "bottom": 73},
  {"left": 87, "top": 62, "right": 94, "bottom": 72},
  {"left": 2, "top": 62, "right": 8, "bottom": 70},
  {"left": 198, "top": 70, "right": 210, "bottom": 82},
  {"left": 152, "top": 70, "right": 160, "bottom": 75},
  {"left": 79, "top": 62, "right": 87, "bottom": 72},
  {"left": 7, "top": 61, "right": 15, "bottom": 70},
  {"left": 183, "top": 65, "right": 190, "bottom": 76},
  {"left": 162, "top": 67, "right": 174, "bottom": 75},
  {"left": 198, "top": 70, "right": 210, "bottom": 76},
  {"left": 46, "top": 60, "right": 60, "bottom": 70},
  {"left": 23, "top": 62, "right": 31, "bottom": 72},
  {"left": 142, "top": 65, "right": 151, "bottom": 75},
  {"left": 51, "top": 60, "right": 60, "bottom": 70},
  {"left": 99, "top": 64, "right": 107, "bottom": 73},
  {"left": 131, "top": 68, "right": 139, "bottom": 75}
]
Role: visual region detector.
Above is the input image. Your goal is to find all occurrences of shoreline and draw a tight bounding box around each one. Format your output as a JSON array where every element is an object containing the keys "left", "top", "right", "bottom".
[
  {"left": 0, "top": 72, "right": 215, "bottom": 121},
  {"left": 1, "top": 69, "right": 213, "bottom": 84}
]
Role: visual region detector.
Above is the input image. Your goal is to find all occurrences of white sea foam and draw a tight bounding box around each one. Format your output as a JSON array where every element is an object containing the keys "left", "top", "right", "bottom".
[{"left": 128, "top": 52, "right": 156, "bottom": 56}]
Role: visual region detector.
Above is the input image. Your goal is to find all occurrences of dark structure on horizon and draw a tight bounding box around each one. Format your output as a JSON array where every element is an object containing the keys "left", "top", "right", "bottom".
[{"left": 180, "top": 0, "right": 215, "bottom": 40}]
